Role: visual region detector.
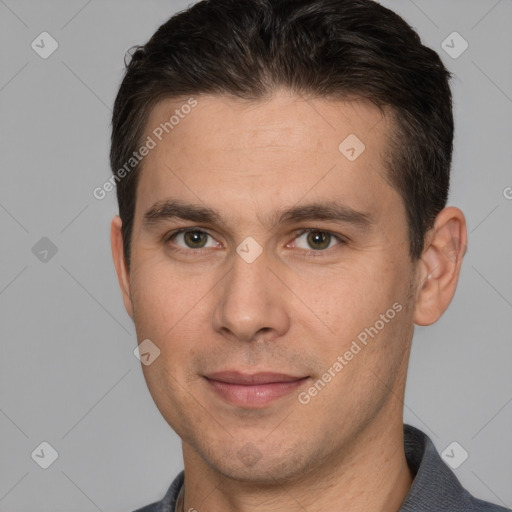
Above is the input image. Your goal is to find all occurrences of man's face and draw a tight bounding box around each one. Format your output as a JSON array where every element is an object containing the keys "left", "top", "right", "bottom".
[{"left": 120, "top": 90, "right": 420, "bottom": 482}]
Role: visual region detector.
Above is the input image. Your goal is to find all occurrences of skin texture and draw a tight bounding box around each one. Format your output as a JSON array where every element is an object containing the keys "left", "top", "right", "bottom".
[{"left": 111, "top": 89, "right": 467, "bottom": 512}]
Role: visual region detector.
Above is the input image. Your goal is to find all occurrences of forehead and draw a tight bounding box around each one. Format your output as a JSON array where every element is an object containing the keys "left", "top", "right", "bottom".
[
  {"left": 135, "top": 90, "right": 400, "bottom": 227},
  {"left": 145, "top": 90, "right": 386, "bottom": 153}
]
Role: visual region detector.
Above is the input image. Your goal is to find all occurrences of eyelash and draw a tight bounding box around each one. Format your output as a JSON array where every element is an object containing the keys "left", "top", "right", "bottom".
[{"left": 164, "top": 227, "right": 347, "bottom": 258}]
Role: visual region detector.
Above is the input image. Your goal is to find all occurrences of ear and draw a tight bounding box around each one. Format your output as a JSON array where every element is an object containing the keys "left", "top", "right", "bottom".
[
  {"left": 111, "top": 215, "right": 134, "bottom": 320},
  {"left": 413, "top": 207, "right": 467, "bottom": 326}
]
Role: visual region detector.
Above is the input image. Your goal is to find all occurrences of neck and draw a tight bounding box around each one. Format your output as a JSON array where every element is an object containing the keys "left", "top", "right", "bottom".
[{"left": 180, "top": 412, "right": 413, "bottom": 512}]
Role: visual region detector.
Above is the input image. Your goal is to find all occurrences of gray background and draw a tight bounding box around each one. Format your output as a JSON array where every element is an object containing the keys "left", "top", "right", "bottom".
[{"left": 0, "top": 0, "right": 511, "bottom": 511}]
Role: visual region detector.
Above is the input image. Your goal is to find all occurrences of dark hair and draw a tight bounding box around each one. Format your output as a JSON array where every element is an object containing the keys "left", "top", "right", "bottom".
[{"left": 110, "top": 0, "right": 453, "bottom": 267}]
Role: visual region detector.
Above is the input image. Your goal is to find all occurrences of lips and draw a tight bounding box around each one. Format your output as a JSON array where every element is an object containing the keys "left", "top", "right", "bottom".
[
  {"left": 206, "top": 371, "right": 305, "bottom": 385},
  {"left": 204, "top": 371, "right": 309, "bottom": 408}
]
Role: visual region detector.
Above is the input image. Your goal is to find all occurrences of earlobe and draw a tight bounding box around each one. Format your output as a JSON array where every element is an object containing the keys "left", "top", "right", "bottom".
[
  {"left": 413, "top": 207, "right": 467, "bottom": 326},
  {"left": 110, "top": 215, "right": 134, "bottom": 320}
]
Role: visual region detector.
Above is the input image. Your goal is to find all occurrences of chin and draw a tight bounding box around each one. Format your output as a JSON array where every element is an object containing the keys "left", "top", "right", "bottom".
[{"left": 198, "top": 437, "right": 313, "bottom": 485}]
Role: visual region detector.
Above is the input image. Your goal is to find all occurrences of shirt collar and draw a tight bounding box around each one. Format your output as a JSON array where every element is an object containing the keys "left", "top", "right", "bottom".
[{"left": 400, "top": 423, "right": 476, "bottom": 511}]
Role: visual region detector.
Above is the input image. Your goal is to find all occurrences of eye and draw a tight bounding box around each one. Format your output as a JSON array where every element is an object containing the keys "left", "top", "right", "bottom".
[
  {"left": 167, "top": 229, "right": 219, "bottom": 250},
  {"left": 292, "top": 229, "right": 343, "bottom": 251}
]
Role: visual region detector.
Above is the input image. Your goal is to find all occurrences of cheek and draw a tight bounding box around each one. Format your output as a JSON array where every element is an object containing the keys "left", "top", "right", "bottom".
[
  {"left": 129, "top": 256, "right": 202, "bottom": 336},
  {"left": 129, "top": 258, "right": 217, "bottom": 389},
  {"left": 293, "top": 261, "right": 401, "bottom": 323},
  {"left": 301, "top": 282, "right": 412, "bottom": 417},
  {"left": 130, "top": 263, "right": 201, "bottom": 416},
  {"left": 293, "top": 261, "right": 411, "bottom": 375}
]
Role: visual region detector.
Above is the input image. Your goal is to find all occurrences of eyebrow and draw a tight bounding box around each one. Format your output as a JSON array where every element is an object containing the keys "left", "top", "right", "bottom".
[
  {"left": 275, "top": 202, "right": 373, "bottom": 230},
  {"left": 142, "top": 199, "right": 374, "bottom": 231},
  {"left": 143, "top": 200, "right": 222, "bottom": 226}
]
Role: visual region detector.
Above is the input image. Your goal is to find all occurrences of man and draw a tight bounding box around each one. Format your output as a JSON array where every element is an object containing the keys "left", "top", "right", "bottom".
[{"left": 109, "top": 0, "right": 508, "bottom": 511}]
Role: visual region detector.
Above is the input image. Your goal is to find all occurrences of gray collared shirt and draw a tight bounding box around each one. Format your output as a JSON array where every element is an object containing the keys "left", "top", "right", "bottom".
[{"left": 133, "top": 424, "right": 510, "bottom": 512}]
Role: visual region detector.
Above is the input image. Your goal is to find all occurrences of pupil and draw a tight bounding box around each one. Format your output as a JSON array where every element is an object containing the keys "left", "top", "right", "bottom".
[
  {"left": 307, "top": 231, "right": 330, "bottom": 250},
  {"left": 185, "top": 231, "right": 206, "bottom": 248}
]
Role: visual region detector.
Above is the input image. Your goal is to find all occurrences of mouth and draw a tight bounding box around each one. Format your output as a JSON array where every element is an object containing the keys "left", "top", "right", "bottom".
[{"left": 203, "top": 371, "right": 310, "bottom": 408}]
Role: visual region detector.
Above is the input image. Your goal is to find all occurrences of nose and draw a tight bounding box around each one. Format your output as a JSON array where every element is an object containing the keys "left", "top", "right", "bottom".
[{"left": 211, "top": 250, "right": 291, "bottom": 344}]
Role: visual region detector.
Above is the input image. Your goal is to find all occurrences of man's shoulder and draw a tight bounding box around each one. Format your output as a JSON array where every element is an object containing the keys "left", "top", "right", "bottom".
[
  {"left": 132, "top": 470, "right": 184, "bottom": 512},
  {"left": 402, "top": 424, "right": 510, "bottom": 512},
  {"left": 468, "top": 496, "right": 511, "bottom": 512},
  {"left": 131, "top": 488, "right": 510, "bottom": 512},
  {"left": 132, "top": 503, "right": 160, "bottom": 512},
  {"left": 456, "top": 488, "right": 511, "bottom": 512}
]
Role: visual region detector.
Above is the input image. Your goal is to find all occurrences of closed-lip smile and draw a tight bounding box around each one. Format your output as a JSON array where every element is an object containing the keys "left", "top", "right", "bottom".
[{"left": 204, "top": 371, "right": 309, "bottom": 408}]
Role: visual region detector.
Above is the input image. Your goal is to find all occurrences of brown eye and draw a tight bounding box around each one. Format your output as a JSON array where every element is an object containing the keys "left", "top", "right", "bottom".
[
  {"left": 183, "top": 230, "right": 208, "bottom": 248},
  {"left": 169, "top": 229, "right": 218, "bottom": 250},
  {"left": 306, "top": 230, "right": 331, "bottom": 250}
]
